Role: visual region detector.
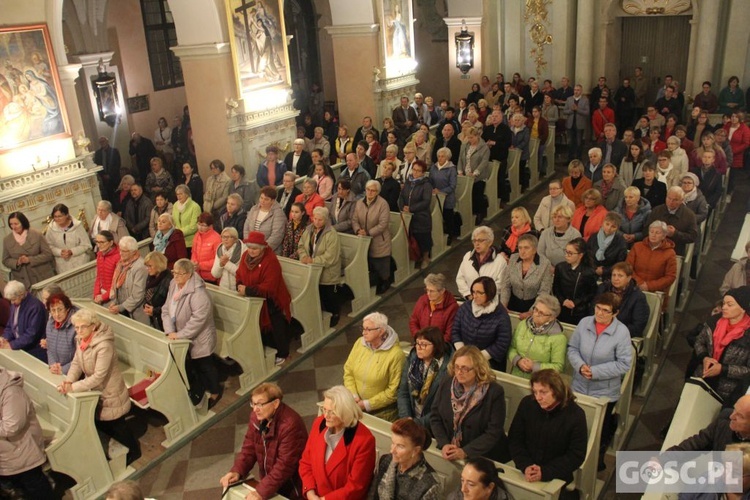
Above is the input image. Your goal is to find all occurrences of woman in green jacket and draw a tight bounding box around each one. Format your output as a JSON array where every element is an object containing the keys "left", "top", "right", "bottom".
[{"left": 172, "top": 184, "right": 201, "bottom": 253}]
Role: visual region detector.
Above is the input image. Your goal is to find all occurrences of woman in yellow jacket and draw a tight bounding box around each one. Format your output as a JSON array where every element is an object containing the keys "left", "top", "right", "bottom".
[
  {"left": 343, "top": 311, "right": 405, "bottom": 422},
  {"left": 172, "top": 184, "right": 202, "bottom": 254}
]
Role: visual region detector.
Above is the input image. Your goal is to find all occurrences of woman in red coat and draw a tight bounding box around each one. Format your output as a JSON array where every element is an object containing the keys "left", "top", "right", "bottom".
[
  {"left": 236, "top": 231, "right": 293, "bottom": 366},
  {"left": 93, "top": 230, "right": 120, "bottom": 304},
  {"left": 409, "top": 273, "right": 458, "bottom": 342},
  {"left": 299, "top": 385, "right": 375, "bottom": 500},
  {"left": 723, "top": 112, "right": 750, "bottom": 197},
  {"left": 571, "top": 188, "right": 608, "bottom": 241},
  {"left": 153, "top": 213, "right": 187, "bottom": 269}
]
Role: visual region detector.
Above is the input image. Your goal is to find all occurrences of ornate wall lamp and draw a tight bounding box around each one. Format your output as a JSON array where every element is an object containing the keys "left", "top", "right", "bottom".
[
  {"left": 455, "top": 20, "right": 474, "bottom": 75},
  {"left": 92, "top": 59, "right": 121, "bottom": 127}
]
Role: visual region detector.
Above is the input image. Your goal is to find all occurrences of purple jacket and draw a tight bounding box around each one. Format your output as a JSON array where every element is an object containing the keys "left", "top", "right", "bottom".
[{"left": 3, "top": 294, "right": 48, "bottom": 362}]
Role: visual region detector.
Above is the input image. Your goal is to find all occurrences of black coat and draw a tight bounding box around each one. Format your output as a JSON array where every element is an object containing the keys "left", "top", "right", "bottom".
[
  {"left": 432, "top": 134, "right": 462, "bottom": 165},
  {"left": 146, "top": 270, "right": 172, "bottom": 332},
  {"left": 691, "top": 166, "right": 723, "bottom": 209},
  {"left": 597, "top": 139, "right": 628, "bottom": 168},
  {"left": 552, "top": 262, "right": 599, "bottom": 325},
  {"left": 277, "top": 187, "right": 302, "bottom": 218},
  {"left": 631, "top": 179, "right": 667, "bottom": 209},
  {"left": 596, "top": 279, "right": 650, "bottom": 337},
  {"left": 284, "top": 151, "right": 313, "bottom": 177},
  {"left": 216, "top": 208, "right": 248, "bottom": 241},
  {"left": 123, "top": 195, "right": 154, "bottom": 241},
  {"left": 378, "top": 177, "right": 401, "bottom": 213},
  {"left": 587, "top": 231, "right": 629, "bottom": 280},
  {"left": 399, "top": 177, "right": 432, "bottom": 235},
  {"left": 483, "top": 123, "right": 513, "bottom": 162}
]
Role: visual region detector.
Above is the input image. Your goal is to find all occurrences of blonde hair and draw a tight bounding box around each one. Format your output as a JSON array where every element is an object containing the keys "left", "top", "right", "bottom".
[
  {"left": 448, "top": 345, "right": 496, "bottom": 384},
  {"left": 323, "top": 385, "right": 363, "bottom": 428}
]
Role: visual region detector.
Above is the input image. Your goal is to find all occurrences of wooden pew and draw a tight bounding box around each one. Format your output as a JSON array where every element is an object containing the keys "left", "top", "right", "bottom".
[
  {"left": 507, "top": 149, "right": 521, "bottom": 202},
  {"left": 544, "top": 125, "right": 556, "bottom": 177},
  {"left": 731, "top": 214, "right": 750, "bottom": 262},
  {"left": 486, "top": 160, "right": 501, "bottom": 219},
  {"left": 0, "top": 349, "right": 120, "bottom": 500},
  {"left": 634, "top": 291, "right": 664, "bottom": 397},
  {"left": 455, "top": 175, "right": 475, "bottom": 240},
  {"left": 360, "top": 413, "right": 566, "bottom": 500},
  {"left": 30, "top": 238, "right": 152, "bottom": 300},
  {"left": 204, "top": 284, "right": 273, "bottom": 393},
  {"left": 331, "top": 161, "right": 344, "bottom": 181},
  {"left": 390, "top": 211, "right": 415, "bottom": 286},
  {"left": 75, "top": 300, "right": 206, "bottom": 447},
  {"left": 430, "top": 195, "right": 448, "bottom": 260},
  {"left": 339, "top": 233, "right": 380, "bottom": 317},
  {"left": 676, "top": 243, "right": 695, "bottom": 312},
  {"left": 529, "top": 138, "right": 540, "bottom": 188},
  {"left": 278, "top": 257, "right": 334, "bottom": 353},
  {"left": 660, "top": 378, "right": 723, "bottom": 451},
  {"left": 663, "top": 256, "right": 683, "bottom": 348},
  {"left": 225, "top": 484, "right": 287, "bottom": 499}
]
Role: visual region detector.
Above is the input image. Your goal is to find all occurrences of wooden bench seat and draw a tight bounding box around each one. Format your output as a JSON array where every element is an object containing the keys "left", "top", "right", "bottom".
[
  {"left": 389, "top": 211, "right": 414, "bottom": 286},
  {"left": 455, "top": 175, "right": 474, "bottom": 240},
  {"left": 507, "top": 149, "right": 521, "bottom": 202},
  {"left": 486, "top": 160, "right": 501, "bottom": 219},
  {"left": 430, "top": 195, "right": 448, "bottom": 260},
  {"left": 339, "top": 233, "right": 379, "bottom": 317}
]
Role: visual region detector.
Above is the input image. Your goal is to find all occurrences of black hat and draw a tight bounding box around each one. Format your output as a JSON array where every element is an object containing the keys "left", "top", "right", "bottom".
[{"left": 725, "top": 286, "right": 750, "bottom": 311}]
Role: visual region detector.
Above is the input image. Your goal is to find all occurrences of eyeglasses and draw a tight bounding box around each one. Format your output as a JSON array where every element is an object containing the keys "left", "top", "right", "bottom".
[
  {"left": 322, "top": 407, "right": 338, "bottom": 417},
  {"left": 172, "top": 270, "right": 189, "bottom": 276},
  {"left": 49, "top": 307, "right": 67, "bottom": 314},
  {"left": 362, "top": 326, "right": 381, "bottom": 332},
  {"left": 424, "top": 288, "right": 442, "bottom": 295},
  {"left": 74, "top": 323, "right": 93, "bottom": 330},
  {"left": 471, "top": 290, "right": 486, "bottom": 296},
  {"left": 454, "top": 365, "right": 475, "bottom": 374},
  {"left": 595, "top": 305, "right": 614, "bottom": 315},
  {"left": 415, "top": 341, "right": 433, "bottom": 349},
  {"left": 250, "top": 398, "right": 277, "bottom": 409},
  {"left": 532, "top": 307, "right": 553, "bottom": 318},
  {"left": 95, "top": 239, "right": 110, "bottom": 245},
  {"left": 564, "top": 250, "right": 580, "bottom": 256},
  {"left": 471, "top": 238, "right": 489, "bottom": 243}
]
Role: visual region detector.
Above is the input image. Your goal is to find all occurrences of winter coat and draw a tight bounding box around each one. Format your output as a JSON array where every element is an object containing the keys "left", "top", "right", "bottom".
[
  {"left": 145, "top": 168, "right": 174, "bottom": 200},
  {"left": 455, "top": 247, "right": 507, "bottom": 299},
  {"left": 191, "top": 229, "right": 221, "bottom": 283},
  {"left": 161, "top": 273, "right": 217, "bottom": 360},
  {"left": 352, "top": 196, "right": 392, "bottom": 258},
  {"left": 430, "top": 378, "right": 510, "bottom": 462},
  {"left": 501, "top": 253, "right": 553, "bottom": 312},
  {"left": 123, "top": 195, "right": 155, "bottom": 241},
  {"left": 567, "top": 315, "right": 633, "bottom": 400},
  {"left": 144, "top": 270, "right": 171, "bottom": 331},
  {"left": 211, "top": 242, "right": 244, "bottom": 292},
  {"left": 397, "top": 345, "right": 454, "bottom": 428},
  {"left": 508, "top": 394, "right": 588, "bottom": 483},
  {"left": 45, "top": 307, "right": 78, "bottom": 374},
  {"left": 2, "top": 229, "right": 55, "bottom": 289},
  {"left": 235, "top": 247, "right": 292, "bottom": 330},
  {"left": 457, "top": 140, "right": 491, "bottom": 181},
  {"left": 626, "top": 238, "right": 678, "bottom": 295},
  {"left": 552, "top": 261, "right": 598, "bottom": 325},
  {"left": 343, "top": 326, "right": 404, "bottom": 421},
  {"left": 452, "top": 297, "right": 512, "bottom": 368},
  {"left": 90, "top": 213, "right": 129, "bottom": 243},
  {"left": 615, "top": 197, "right": 652, "bottom": 244},
  {"left": 340, "top": 166, "right": 370, "bottom": 199},
  {"left": 593, "top": 177, "right": 627, "bottom": 211},
  {"left": 693, "top": 314, "right": 750, "bottom": 404},
  {"left": 184, "top": 173, "right": 205, "bottom": 209},
  {"left": 399, "top": 177, "right": 432, "bottom": 235},
  {"left": 282, "top": 219, "right": 310, "bottom": 261},
  {"left": 510, "top": 126, "right": 530, "bottom": 161},
  {"left": 538, "top": 225, "right": 581, "bottom": 266},
  {"left": 328, "top": 192, "right": 357, "bottom": 234},
  {"left": 429, "top": 161, "right": 458, "bottom": 210},
  {"left": 720, "top": 258, "right": 750, "bottom": 296},
  {"left": 632, "top": 178, "right": 667, "bottom": 209},
  {"left": 160, "top": 229, "right": 188, "bottom": 269},
  {"left": 685, "top": 191, "right": 710, "bottom": 225},
  {"left": 215, "top": 208, "right": 248, "bottom": 241},
  {"left": 723, "top": 122, "right": 750, "bottom": 168},
  {"left": 149, "top": 203, "right": 173, "bottom": 238},
  {"left": 691, "top": 166, "right": 723, "bottom": 209},
  {"left": 111, "top": 257, "right": 148, "bottom": 324},
  {"left": 367, "top": 454, "right": 442, "bottom": 500},
  {"left": 231, "top": 402, "right": 308, "bottom": 499},
  {"left": 409, "top": 292, "right": 459, "bottom": 342},
  {"left": 508, "top": 318, "right": 568, "bottom": 378},
  {"left": 45, "top": 218, "right": 92, "bottom": 273},
  {"left": 66, "top": 322, "right": 131, "bottom": 421},
  {"left": 204, "top": 171, "right": 232, "bottom": 213},
  {"left": 243, "top": 202, "right": 287, "bottom": 255},
  {"left": 297, "top": 223, "right": 342, "bottom": 285},
  {"left": 93, "top": 246, "right": 120, "bottom": 302},
  {"left": 0, "top": 368, "right": 46, "bottom": 476},
  {"left": 172, "top": 199, "right": 201, "bottom": 248},
  {"left": 562, "top": 176, "right": 593, "bottom": 208},
  {"left": 2, "top": 293, "right": 47, "bottom": 362},
  {"left": 587, "top": 231, "right": 629, "bottom": 279},
  {"left": 596, "top": 280, "right": 650, "bottom": 338},
  {"left": 571, "top": 204, "right": 608, "bottom": 242},
  {"left": 533, "top": 194, "right": 576, "bottom": 231}
]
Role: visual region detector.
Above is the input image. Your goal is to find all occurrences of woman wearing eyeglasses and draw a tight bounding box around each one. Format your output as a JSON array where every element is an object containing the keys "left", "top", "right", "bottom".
[
  {"left": 409, "top": 273, "right": 459, "bottom": 342},
  {"left": 507, "top": 294, "right": 567, "bottom": 379},
  {"left": 43, "top": 292, "right": 78, "bottom": 375},
  {"left": 92, "top": 230, "right": 120, "bottom": 305},
  {"left": 500, "top": 234, "right": 553, "bottom": 317},
  {"left": 430, "top": 345, "right": 510, "bottom": 463},
  {"left": 552, "top": 237, "right": 598, "bottom": 325},
  {"left": 567, "top": 292, "right": 632, "bottom": 471},
  {"left": 220, "top": 382, "right": 308, "bottom": 499},
  {"left": 456, "top": 226, "right": 507, "bottom": 301}
]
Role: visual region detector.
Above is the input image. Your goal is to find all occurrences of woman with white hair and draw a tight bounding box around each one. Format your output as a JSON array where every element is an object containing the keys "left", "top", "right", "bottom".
[
  {"left": 343, "top": 312, "right": 404, "bottom": 422},
  {"left": 625, "top": 220, "right": 678, "bottom": 297},
  {"left": 90, "top": 200, "right": 129, "bottom": 243},
  {"left": 0, "top": 281, "right": 47, "bottom": 362},
  {"left": 457, "top": 127, "right": 490, "bottom": 224},
  {"left": 107, "top": 236, "right": 148, "bottom": 323},
  {"left": 153, "top": 213, "right": 187, "bottom": 269},
  {"left": 456, "top": 226, "right": 507, "bottom": 300},
  {"left": 508, "top": 294, "right": 567, "bottom": 379},
  {"left": 172, "top": 184, "right": 201, "bottom": 254},
  {"left": 299, "top": 385, "right": 376, "bottom": 499},
  {"left": 352, "top": 180, "right": 393, "bottom": 294},
  {"left": 430, "top": 146, "right": 459, "bottom": 244},
  {"left": 211, "top": 227, "right": 243, "bottom": 291},
  {"left": 377, "top": 143, "right": 403, "bottom": 178},
  {"left": 666, "top": 135, "right": 688, "bottom": 181}
]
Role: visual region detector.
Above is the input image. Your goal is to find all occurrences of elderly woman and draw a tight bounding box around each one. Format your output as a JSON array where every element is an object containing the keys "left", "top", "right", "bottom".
[
  {"left": 409, "top": 273, "right": 459, "bottom": 342},
  {"left": 430, "top": 345, "right": 509, "bottom": 462},
  {"left": 430, "top": 146, "right": 459, "bottom": 243},
  {"left": 501, "top": 234, "right": 553, "bottom": 317},
  {"left": 626, "top": 220, "right": 678, "bottom": 296},
  {"left": 172, "top": 184, "right": 201, "bottom": 253},
  {"left": 538, "top": 204, "right": 582, "bottom": 267},
  {"left": 112, "top": 175, "right": 135, "bottom": 216},
  {"left": 211, "top": 227, "right": 243, "bottom": 292},
  {"left": 587, "top": 211, "right": 628, "bottom": 280},
  {"left": 400, "top": 160, "right": 433, "bottom": 268},
  {"left": 90, "top": 200, "right": 129, "bottom": 243},
  {"left": 593, "top": 164, "right": 627, "bottom": 211},
  {"left": 236, "top": 232, "right": 293, "bottom": 366},
  {"left": 2, "top": 212, "right": 54, "bottom": 289},
  {"left": 620, "top": 140, "right": 648, "bottom": 186},
  {"left": 153, "top": 213, "right": 187, "bottom": 269},
  {"left": 93, "top": 231, "right": 120, "bottom": 304},
  {"left": 377, "top": 161, "right": 401, "bottom": 212},
  {"left": 216, "top": 193, "right": 248, "bottom": 241},
  {"left": 397, "top": 326, "right": 453, "bottom": 428},
  {"left": 457, "top": 127, "right": 491, "bottom": 224},
  {"left": 257, "top": 146, "right": 287, "bottom": 188},
  {"left": 145, "top": 156, "right": 174, "bottom": 200},
  {"left": 228, "top": 164, "right": 253, "bottom": 211},
  {"left": 352, "top": 180, "right": 393, "bottom": 294},
  {"left": 298, "top": 206, "right": 345, "bottom": 327},
  {"left": 343, "top": 312, "right": 404, "bottom": 421},
  {"left": 0, "top": 281, "right": 47, "bottom": 362},
  {"left": 378, "top": 144, "right": 403, "bottom": 177},
  {"left": 553, "top": 237, "right": 598, "bottom": 325},
  {"left": 448, "top": 457, "right": 509, "bottom": 500},
  {"left": 721, "top": 241, "right": 750, "bottom": 295},
  {"left": 666, "top": 135, "right": 689, "bottom": 181},
  {"left": 295, "top": 178, "right": 325, "bottom": 218},
  {"left": 43, "top": 292, "right": 78, "bottom": 374},
  {"left": 632, "top": 161, "right": 667, "bottom": 208},
  {"left": 58, "top": 308, "right": 141, "bottom": 464},
  {"left": 499, "top": 207, "right": 538, "bottom": 258},
  {"left": 190, "top": 212, "right": 221, "bottom": 284},
  {"left": 162, "top": 259, "right": 220, "bottom": 407},
  {"left": 693, "top": 287, "right": 750, "bottom": 406},
  {"left": 456, "top": 226, "right": 507, "bottom": 300},
  {"left": 107, "top": 236, "right": 148, "bottom": 323},
  {"left": 299, "top": 385, "right": 376, "bottom": 499},
  {"left": 680, "top": 173, "right": 709, "bottom": 225},
  {"left": 142, "top": 251, "right": 172, "bottom": 331},
  {"left": 45, "top": 203, "right": 91, "bottom": 273},
  {"left": 281, "top": 202, "right": 310, "bottom": 260},
  {"left": 367, "top": 418, "right": 442, "bottom": 500},
  {"left": 452, "top": 276, "right": 512, "bottom": 371},
  {"left": 508, "top": 294, "right": 567, "bottom": 378},
  {"left": 615, "top": 186, "right": 652, "bottom": 247},
  {"left": 330, "top": 178, "right": 357, "bottom": 234},
  {"left": 510, "top": 112, "right": 531, "bottom": 190},
  {"left": 567, "top": 292, "right": 632, "bottom": 469},
  {"left": 509, "top": 369, "right": 588, "bottom": 485},
  {"left": 562, "top": 160, "right": 593, "bottom": 208},
  {"left": 204, "top": 159, "right": 232, "bottom": 215},
  {"left": 534, "top": 180, "right": 576, "bottom": 231},
  {"left": 181, "top": 162, "right": 204, "bottom": 208},
  {"left": 596, "top": 262, "right": 650, "bottom": 338},
  {"left": 571, "top": 188, "right": 608, "bottom": 242},
  {"left": 149, "top": 192, "right": 173, "bottom": 238},
  {"left": 244, "top": 186, "right": 286, "bottom": 255}
]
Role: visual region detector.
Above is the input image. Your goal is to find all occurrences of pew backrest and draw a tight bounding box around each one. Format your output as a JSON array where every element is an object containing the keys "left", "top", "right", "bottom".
[
  {"left": 661, "top": 378, "right": 723, "bottom": 452},
  {"left": 278, "top": 257, "right": 331, "bottom": 352}
]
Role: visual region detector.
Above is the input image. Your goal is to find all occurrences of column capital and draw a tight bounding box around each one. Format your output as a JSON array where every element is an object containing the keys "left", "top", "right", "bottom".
[
  {"left": 72, "top": 52, "right": 116, "bottom": 69},
  {"left": 170, "top": 43, "right": 231, "bottom": 61},
  {"left": 443, "top": 17, "right": 483, "bottom": 28},
  {"left": 323, "top": 24, "right": 379, "bottom": 38},
  {"left": 57, "top": 64, "right": 83, "bottom": 84}
]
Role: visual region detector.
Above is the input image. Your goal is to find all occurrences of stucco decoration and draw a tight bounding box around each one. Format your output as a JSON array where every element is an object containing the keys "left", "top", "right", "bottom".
[
  {"left": 524, "top": 0, "right": 553, "bottom": 77},
  {"left": 621, "top": 0, "right": 691, "bottom": 15}
]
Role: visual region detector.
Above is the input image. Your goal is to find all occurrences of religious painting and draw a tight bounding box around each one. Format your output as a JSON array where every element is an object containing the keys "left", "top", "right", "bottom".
[
  {"left": 382, "top": 0, "right": 415, "bottom": 62},
  {"left": 226, "top": 0, "right": 291, "bottom": 96},
  {"left": 0, "top": 24, "right": 69, "bottom": 152}
]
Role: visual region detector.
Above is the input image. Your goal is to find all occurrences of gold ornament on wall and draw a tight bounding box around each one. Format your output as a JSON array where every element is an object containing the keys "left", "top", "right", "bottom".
[
  {"left": 621, "top": 0, "right": 691, "bottom": 16},
  {"left": 524, "top": 0, "right": 553, "bottom": 77}
]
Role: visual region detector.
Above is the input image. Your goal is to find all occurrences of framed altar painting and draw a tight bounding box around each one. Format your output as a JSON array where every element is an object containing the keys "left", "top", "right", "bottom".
[
  {"left": 226, "top": 0, "right": 292, "bottom": 96},
  {"left": 0, "top": 24, "right": 70, "bottom": 152},
  {"left": 381, "top": 0, "right": 415, "bottom": 63}
]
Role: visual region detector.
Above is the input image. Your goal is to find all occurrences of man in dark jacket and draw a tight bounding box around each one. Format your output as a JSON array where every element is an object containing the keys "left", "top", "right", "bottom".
[
  {"left": 123, "top": 184, "right": 154, "bottom": 241},
  {"left": 94, "top": 136, "right": 121, "bottom": 200},
  {"left": 128, "top": 132, "right": 157, "bottom": 184},
  {"left": 432, "top": 122, "right": 461, "bottom": 165},
  {"left": 647, "top": 186, "right": 698, "bottom": 256},
  {"left": 597, "top": 123, "right": 628, "bottom": 168},
  {"left": 220, "top": 383, "right": 308, "bottom": 499},
  {"left": 483, "top": 111, "right": 513, "bottom": 202},
  {"left": 668, "top": 394, "right": 750, "bottom": 451}
]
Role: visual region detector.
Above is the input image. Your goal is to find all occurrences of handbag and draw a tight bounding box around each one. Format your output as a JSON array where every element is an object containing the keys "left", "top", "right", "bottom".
[{"left": 400, "top": 213, "right": 421, "bottom": 261}]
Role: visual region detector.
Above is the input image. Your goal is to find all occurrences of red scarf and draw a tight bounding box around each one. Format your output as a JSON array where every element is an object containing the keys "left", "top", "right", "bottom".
[
  {"left": 712, "top": 314, "right": 750, "bottom": 360},
  {"left": 505, "top": 223, "right": 531, "bottom": 253}
]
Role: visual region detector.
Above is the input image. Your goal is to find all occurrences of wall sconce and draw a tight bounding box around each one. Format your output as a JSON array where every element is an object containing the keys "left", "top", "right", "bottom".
[
  {"left": 455, "top": 21, "right": 474, "bottom": 75},
  {"left": 92, "top": 59, "right": 120, "bottom": 127}
]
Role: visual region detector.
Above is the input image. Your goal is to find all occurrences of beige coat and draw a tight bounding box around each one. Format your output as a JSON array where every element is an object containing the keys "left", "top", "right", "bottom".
[
  {"left": 2, "top": 229, "right": 55, "bottom": 289},
  {"left": 297, "top": 223, "right": 342, "bottom": 285},
  {"left": 351, "top": 196, "right": 392, "bottom": 258},
  {"left": 0, "top": 368, "right": 46, "bottom": 476},
  {"left": 204, "top": 171, "right": 232, "bottom": 214},
  {"left": 66, "top": 322, "right": 132, "bottom": 421},
  {"left": 45, "top": 217, "right": 92, "bottom": 273},
  {"left": 161, "top": 273, "right": 217, "bottom": 359}
]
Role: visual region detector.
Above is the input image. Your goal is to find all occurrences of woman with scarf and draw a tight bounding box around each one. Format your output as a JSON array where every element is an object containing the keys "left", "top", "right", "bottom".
[
  {"left": 593, "top": 164, "right": 627, "bottom": 211},
  {"left": 693, "top": 286, "right": 750, "bottom": 406},
  {"left": 211, "top": 227, "right": 243, "bottom": 291},
  {"left": 367, "top": 417, "right": 442, "bottom": 500},
  {"left": 499, "top": 207, "right": 538, "bottom": 258},
  {"left": 553, "top": 237, "right": 598, "bottom": 325},
  {"left": 149, "top": 193, "right": 173, "bottom": 238},
  {"left": 596, "top": 262, "right": 650, "bottom": 338},
  {"left": 430, "top": 345, "right": 510, "bottom": 463},
  {"left": 655, "top": 150, "right": 679, "bottom": 187},
  {"left": 452, "top": 276, "right": 512, "bottom": 372},
  {"left": 587, "top": 211, "right": 628, "bottom": 280},
  {"left": 93, "top": 230, "right": 120, "bottom": 304},
  {"left": 409, "top": 273, "right": 459, "bottom": 342},
  {"left": 571, "top": 188, "right": 608, "bottom": 242},
  {"left": 399, "top": 160, "right": 433, "bottom": 269},
  {"left": 112, "top": 175, "right": 135, "bottom": 216},
  {"left": 619, "top": 140, "right": 648, "bottom": 186},
  {"left": 43, "top": 292, "right": 78, "bottom": 375},
  {"left": 500, "top": 234, "right": 553, "bottom": 317},
  {"left": 397, "top": 326, "right": 453, "bottom": 427},
  {"left": 430, "top": 147, "right": 458, "bottom": 244},
  {"left": 45, "top": 203, "right": 92, "bottom": 273},
  {"left": 107, "top": 236, "right": 147, "bottom": 323},
  {"left": 508, "top": 294, "right": 567, "bottom": 378},
  {"left": 2, "top": 211, "right": 54, "bottom": 290},
  {"left": 142, "top": 251, "right": 172, "bottom": 331},
  {"left": 562, "top": 160, "right": 593, "bottom": 208},
  {"left": 236, "top": 231, "right": 293, "bottom": 366},
  {"left": 153, "top": 213, "right": 187, "bottom": 269},
  {"left": 172, "top": 184, "right": 201, "bottom": 256},
  {"left": 281, "top": 202, "right": 310, "bottom": 260}
]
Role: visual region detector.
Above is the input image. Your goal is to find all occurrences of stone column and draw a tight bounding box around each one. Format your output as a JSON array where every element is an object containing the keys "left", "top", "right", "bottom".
[
  {"left": 720, "top": 0, "right": 750, "bottom": 85},
  {"left": 691, "top": 1, "right": 723, "bottom": 94},
  {"left": 57, "top": 63, "right": 85, "bottom": 141},
  {"left": 574, "top": 0, "right": 595, "bottom": 88},
  {"left": 444, "top": 17, "right": 483, "bottom": 106}
]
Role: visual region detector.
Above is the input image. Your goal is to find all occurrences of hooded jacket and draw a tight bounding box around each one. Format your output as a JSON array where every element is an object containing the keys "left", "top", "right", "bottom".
[
  {"left": 508, "top": 318, "right": 568, "bottom": 378},
  {"left": 161, "top": 273, "right": 218, "bottom": 360},
  {"left": 626, "top": 237, "right": 678, "bottom": 295},
  {"left": 45, "top": 217, "right": 91, "bottom": 273},
  {"left": 0, "top": 368, "right": 46, "bottom": 476}
]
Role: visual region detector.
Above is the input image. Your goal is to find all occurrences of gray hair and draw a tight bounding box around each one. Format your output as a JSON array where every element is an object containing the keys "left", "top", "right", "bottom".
[
  {"left": 221, "top": 227, "right": 239, "bottom": 239},
  {"left": 517, "top": 233, "right": 538, "bottom": 248},
  {"left": 175, "top": 184, "right": 192, "bottom": 197},
  {"left": 227, "top": 193, "right": 244, "bottom": 205},
  {"left": 293, "top": 138, "right": 305, "bottom": 146},
  {"left": 385, "top": 144, "right": 399, "bottom": 155},
  {"left": 649, "top": 220, "right": 668, "bottom": 233},
  {"left": 312, "top": 206, "right": 329, "bottom": 220},
  {"left": 363, "top": 311, "right": 389, "bottom": 330},
  {"left": 70, "top": 308, "right": 101, "bottom": 327},
  {"left": 97, "top": 200, "right": 113, "bottom": 212},
  {"left": 118, "top": 236, "right": 138, "bottom": 252},
  {"left": 304, "top": 178, "right": 318, "bottom": 189},
  {"left": 42, "top": 284, "right": 64, "bottom": 300},
  {"left": 534, "top": 293, "right": 561, "bottom": 318},
  {"left": 667, "top": 185, "right": 684, "bottom": 199},
  {"left": 3, "top": 281, "right": 26, "bottom": 300},
  {"left": 472, "top": 225, "right": 494, "bottom": 242},
  {"left": 365, "top": 180, "right": 381, "bottom": 193},
  {"left": 323, "top": 385, "right": 363, "bottom": 428},
  {"left": 588, "top": 147, "right": 602, "bottom": 157},
  {"left": 283, "top": 171, "right": 297, "bottom": 181},
  {"left": 173, "top": 258, "right": 195, "bottom": 275},
  {"left": 437, "top": 147, "right": 452, "bottom": 160},
  {"left": 423, "top": 273, "right": 447, "bottom": 290},
  {"left": 667, "top": 135, "right": 681, "bottom": 146}
]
